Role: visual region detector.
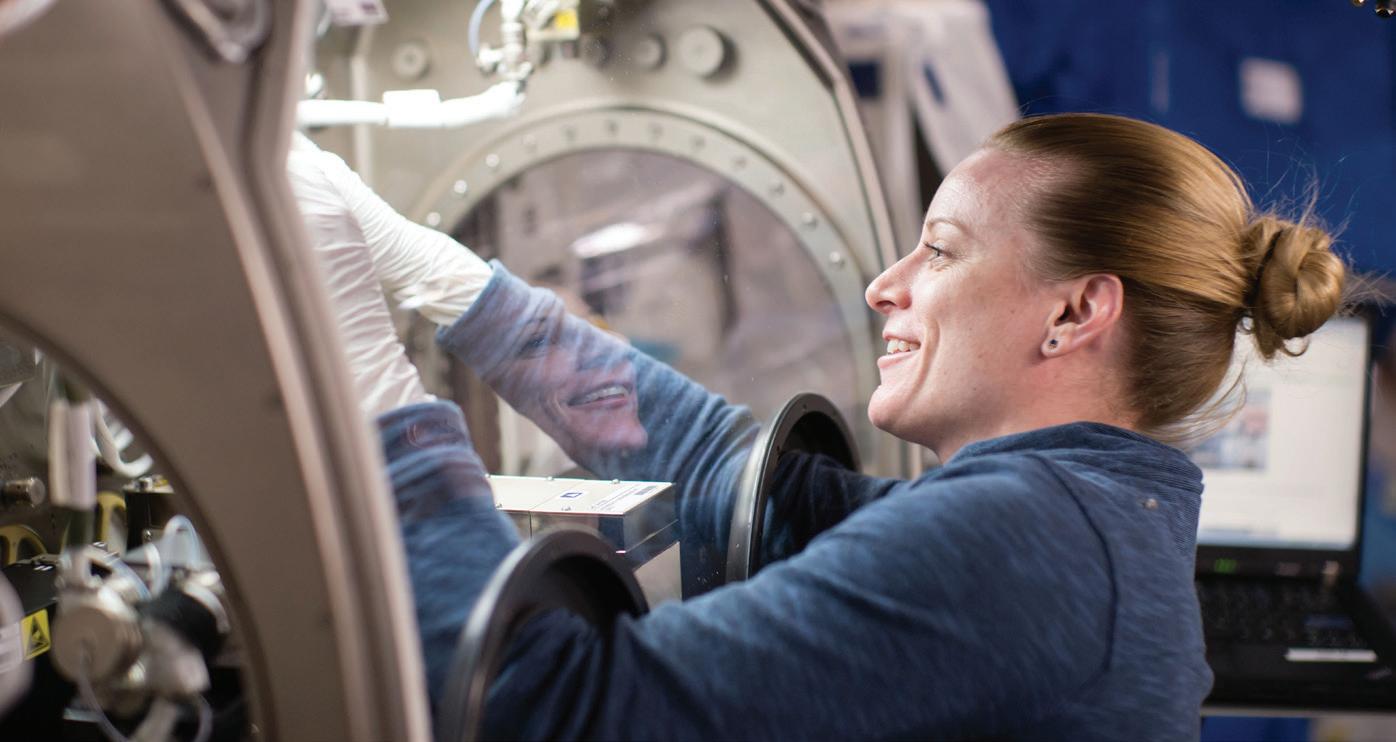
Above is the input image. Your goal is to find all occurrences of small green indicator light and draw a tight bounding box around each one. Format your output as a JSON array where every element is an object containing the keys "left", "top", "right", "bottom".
[{"left": 1214, "top": 558, "right": 1238, "bottom": 574}]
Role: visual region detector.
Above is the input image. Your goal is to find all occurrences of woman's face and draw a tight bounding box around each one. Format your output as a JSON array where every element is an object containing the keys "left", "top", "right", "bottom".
[
  {"left": 505, "top": 316, "right": 649, "bottom": 458},
  {"left": 865, "top": 148, "right": 1055, "bottom": 454}
]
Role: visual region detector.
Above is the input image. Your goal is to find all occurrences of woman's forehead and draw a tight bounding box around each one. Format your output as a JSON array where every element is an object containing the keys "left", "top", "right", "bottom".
[{"left": 924, "top": 150, "right": 1038, "bottom": 235}]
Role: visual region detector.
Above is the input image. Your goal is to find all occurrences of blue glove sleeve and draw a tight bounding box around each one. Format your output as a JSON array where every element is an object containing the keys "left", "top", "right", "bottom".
[{"left": 377, "top": 401, "right": 520, "bottom": 701}]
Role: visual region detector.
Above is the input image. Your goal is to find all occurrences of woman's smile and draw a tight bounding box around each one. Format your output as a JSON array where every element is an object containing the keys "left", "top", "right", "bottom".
[{"left": 877, "top": 335, "right": 923, "bottom": 371}]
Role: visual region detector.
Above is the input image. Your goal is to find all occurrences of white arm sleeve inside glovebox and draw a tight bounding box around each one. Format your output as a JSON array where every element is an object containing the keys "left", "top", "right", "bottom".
[{"left": 290, "top": 132, "right": 493, "bottom": 327}]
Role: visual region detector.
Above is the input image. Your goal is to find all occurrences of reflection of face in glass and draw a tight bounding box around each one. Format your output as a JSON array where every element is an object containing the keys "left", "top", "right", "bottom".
[
  {"left": 502, "top": 317, "right": 648, "bottom": 459},
  {"left": 451, "top": 148, "right": 863, "bottom": 456}
]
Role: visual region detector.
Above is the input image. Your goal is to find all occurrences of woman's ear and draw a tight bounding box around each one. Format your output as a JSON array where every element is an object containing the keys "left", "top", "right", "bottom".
[{"left": 1041, "top": 274, "right": 1125, "bottom": 357}]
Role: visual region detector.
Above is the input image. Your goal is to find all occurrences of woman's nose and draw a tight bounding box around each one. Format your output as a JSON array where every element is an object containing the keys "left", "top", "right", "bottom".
[
  {"left": 865, "top": 257, "right": 912, "bottom": 315},
  {"left": 574, "top": 335, "right": 625, "bottom": 373}
]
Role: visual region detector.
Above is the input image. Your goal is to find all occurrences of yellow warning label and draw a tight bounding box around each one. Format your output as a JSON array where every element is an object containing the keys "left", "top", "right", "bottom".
[
  {"left": 22, "top": 611, "right": 50, "bottom": 660},
  {"left": 552, "top": 9, "right": 579, "bottom": 31}
]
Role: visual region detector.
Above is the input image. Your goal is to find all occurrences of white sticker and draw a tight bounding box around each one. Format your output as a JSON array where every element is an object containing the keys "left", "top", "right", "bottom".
[
  {"left": 1239, "top": 57, "right": 1303, "bottom": 125},
  {"left": 593, "top": 484, "right": 661, "bottom": 514},
  {"left": 1285, "top": 648, "right": 1377, "bottom": 663},
  {"left": 324, "top": 0, "right": 388, "bottom": 27}
]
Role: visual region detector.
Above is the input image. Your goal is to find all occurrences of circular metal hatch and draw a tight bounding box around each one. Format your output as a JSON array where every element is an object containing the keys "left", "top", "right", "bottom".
[{"left": 411, "top": 108, "right": 881, "bottom": 475}]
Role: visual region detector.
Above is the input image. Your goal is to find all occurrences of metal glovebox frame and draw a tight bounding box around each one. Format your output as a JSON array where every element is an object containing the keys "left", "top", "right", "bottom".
[
  {"left": 314, "top": 0, "right": 918, "bottom": 478},
  {"left": 0, "top": 1, "right": 431, "bottom": 739}
]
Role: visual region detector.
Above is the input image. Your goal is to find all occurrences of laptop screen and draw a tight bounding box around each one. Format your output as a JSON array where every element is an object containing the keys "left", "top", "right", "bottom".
[{"left": 1192, "top": 316, "right": 1370, "bottom": 552}]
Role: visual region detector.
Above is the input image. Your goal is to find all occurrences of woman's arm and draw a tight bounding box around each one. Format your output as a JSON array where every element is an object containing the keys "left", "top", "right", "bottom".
[
  {"left": 384, "top": 409, "right": 1114, "bottom": 739},
  {"left": 437, "top": 263, "right": 762, "bottom": 557}
]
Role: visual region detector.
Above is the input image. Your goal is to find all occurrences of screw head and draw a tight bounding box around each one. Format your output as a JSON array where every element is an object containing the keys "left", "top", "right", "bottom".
[{"left": 390, "top": 40, "right": 432, "bottom": 81}]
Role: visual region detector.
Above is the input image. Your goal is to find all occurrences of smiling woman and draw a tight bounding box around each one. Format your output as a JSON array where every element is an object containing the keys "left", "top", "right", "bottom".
[
  {"left": 866, "top": 113, "right": 1345, "bottom": 457},
  {"left": 489, "top": 315, "right": 648, "bottom": 459},
  {"left": 298, "top": 112, "right": 1349, "bottom": 740},
  {"left": 865, "top": 147, "right": 1097, "bottom": 459}
]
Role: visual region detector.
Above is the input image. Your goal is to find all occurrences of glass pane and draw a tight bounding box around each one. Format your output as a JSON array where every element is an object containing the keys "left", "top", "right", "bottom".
[{"left": 450, "top": 148, "right": 860, "bottom": 477}]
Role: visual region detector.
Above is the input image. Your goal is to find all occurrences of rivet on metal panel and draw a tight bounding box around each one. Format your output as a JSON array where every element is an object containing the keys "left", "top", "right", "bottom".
[
  {"left": 677, "top": 26, "right": 728, "bottom": 78},
  {"left": 425, "top": 212, "right": 442, "bottom": 227},
  {"left": 453, "top": 180, "right": 469, "bottom": 196},
  {"left": 391, "top": 40, "right": 431, "bottom": 81},
  {"left": 829, "top": 252, "right": 845, "bottom": 267},
  {"left": 801, "top": 213, "right": 818, "bottom": 229},
  {"left": 632, "top": 35, "right": 666, "bottom": 70},
  {"left": 769, "top": 181, "right": 785, "bottom": 197},
  {"left": 485, "top": 153, "right": 502, "bottom": 171}
]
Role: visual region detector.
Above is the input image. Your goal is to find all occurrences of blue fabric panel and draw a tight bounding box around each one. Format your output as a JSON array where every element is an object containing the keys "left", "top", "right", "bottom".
[
  {"left": 983, "top": 0, "right": 1154, "bottom": 114},
  {"left": 1162, "top": 1, "right": 1396, "bottom": 275},
  {"left": 985, "top": 0, "right": 1396, "bottom": 274}
]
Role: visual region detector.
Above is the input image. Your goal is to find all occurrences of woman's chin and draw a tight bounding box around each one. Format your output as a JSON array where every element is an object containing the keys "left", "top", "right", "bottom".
[
  {"left": 866, "top": 389, "right": 901, "bottom": 432},
  {"left": 546, "top": 402, "right": 649, "bottom": 455}
]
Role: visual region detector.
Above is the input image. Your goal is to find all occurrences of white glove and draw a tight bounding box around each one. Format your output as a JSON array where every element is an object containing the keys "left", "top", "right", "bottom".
[
  {"left": 288, "top": 143, "right": 433, "bottom": 419},
  {"left": 288, "top": 133, "right": 493, "bottom": 327}
]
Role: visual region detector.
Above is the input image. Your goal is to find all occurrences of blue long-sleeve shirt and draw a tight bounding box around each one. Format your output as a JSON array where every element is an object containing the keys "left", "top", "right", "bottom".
[{"left": 380, "top": 263, "right": 1212, "bottom": 740}]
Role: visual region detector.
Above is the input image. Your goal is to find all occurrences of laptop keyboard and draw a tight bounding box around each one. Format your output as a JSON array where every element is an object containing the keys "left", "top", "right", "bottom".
[{"left": 1196, "top": 579, "right": 1371, "bottom": 649}]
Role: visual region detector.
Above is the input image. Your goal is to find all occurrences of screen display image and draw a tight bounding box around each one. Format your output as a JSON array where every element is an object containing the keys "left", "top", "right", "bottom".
[{"left": 1192, "top": 317, "right": 1370, "bottom": 551}]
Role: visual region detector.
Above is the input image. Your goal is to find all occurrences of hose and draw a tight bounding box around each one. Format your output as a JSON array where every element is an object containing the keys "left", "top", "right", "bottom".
[
  {"left": 75, "top": 655, "right": 131, "bottom": 742},
  {"left": 468, "top": 0, "right": 498, "bottom": 58},
  {"left": 91, "top": 402, "right": 153, "bottom": 479}
]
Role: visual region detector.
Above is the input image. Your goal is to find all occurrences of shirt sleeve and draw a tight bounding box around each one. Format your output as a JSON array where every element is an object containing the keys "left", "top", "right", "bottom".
[
  {"left": 286, "top": 139, "right": 434, "bottom": 417},
  {"left": 289, "top": 132, "right": 492, "bottom": 326},
  {"left": 377, "top": 401, "right": 521, "bottom": 696},
  {"left": 470, "top": 459, "right": 1114, "bottom": 740}
]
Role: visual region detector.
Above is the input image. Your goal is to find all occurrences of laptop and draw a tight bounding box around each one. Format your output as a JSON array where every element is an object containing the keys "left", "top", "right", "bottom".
[{"left": 1191, "top": 313, "right": 1396, "bottom": 711}]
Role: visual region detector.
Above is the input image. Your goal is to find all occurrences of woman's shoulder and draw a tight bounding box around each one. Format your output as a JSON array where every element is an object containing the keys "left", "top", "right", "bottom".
[{"left": 841, "top": 454, "right": 1101, "bottom": 566}]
